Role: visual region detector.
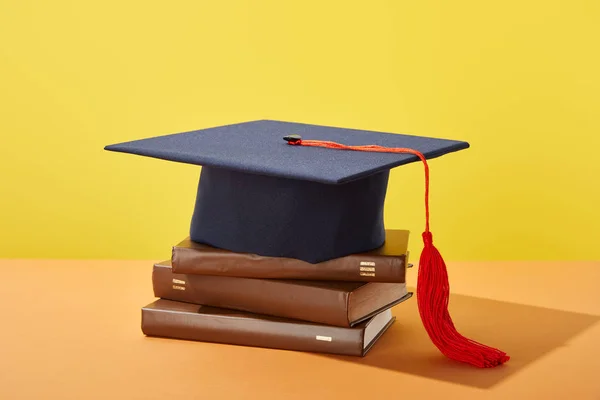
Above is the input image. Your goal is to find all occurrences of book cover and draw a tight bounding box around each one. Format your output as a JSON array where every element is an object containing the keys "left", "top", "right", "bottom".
[
  {"left": 141, "top": 299, "right": 396, "bottom": 356},
  {"left": 172, "top": 229, "right": 410, "bottom": 282},
  {"left": 153, "top": 260, "right": 412, "bottom": 327}
]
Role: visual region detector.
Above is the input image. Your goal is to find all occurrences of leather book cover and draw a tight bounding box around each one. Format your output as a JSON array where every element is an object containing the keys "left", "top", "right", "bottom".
[
  {"left": 141, "top": 299, "right": 396, "bottom": 356},
  {"left": 153, "top": 260, "right": 413, "bottom": 327},
  {"left": 171, "top": 229, "right": 410, "bottom": 282}
]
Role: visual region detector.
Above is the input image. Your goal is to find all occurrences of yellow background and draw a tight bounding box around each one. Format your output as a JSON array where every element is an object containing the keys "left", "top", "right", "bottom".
[{"left": 1, "top": 1, "right": 598, "bottom": 261}]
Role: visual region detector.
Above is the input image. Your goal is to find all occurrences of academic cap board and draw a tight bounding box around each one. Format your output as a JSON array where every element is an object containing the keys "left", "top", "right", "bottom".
[{"left": 104, "top": 118, "right": 509, "bottom": 368}]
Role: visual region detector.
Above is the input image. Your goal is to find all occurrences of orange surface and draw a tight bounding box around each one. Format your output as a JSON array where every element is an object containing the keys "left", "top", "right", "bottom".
[{"left": 1, "top": 259, "right": 599, "bottom": 399}]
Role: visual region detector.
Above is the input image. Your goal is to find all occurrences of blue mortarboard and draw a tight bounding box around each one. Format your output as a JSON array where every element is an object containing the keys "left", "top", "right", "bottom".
[
  {"left": 104, "top": 119, "right": 509, "bottom": 368},
  {"left": 104, "top": 119, "right": 467, "bottom": 264}
]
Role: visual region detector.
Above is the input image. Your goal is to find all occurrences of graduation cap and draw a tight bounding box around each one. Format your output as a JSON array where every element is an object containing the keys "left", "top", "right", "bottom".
[{"left": 104, "top": 119, "right": 509, "bottom": 368}]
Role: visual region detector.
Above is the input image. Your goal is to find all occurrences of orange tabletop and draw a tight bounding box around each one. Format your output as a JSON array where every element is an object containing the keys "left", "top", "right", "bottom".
[{"left": 1, "top": 259, "right": 599, "bottom": 399}]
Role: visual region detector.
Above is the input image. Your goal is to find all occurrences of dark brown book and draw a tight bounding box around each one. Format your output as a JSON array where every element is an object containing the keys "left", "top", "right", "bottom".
[
  {"left": 153, "top": 260, "right": 412, "bottom": 327},
  {"left": 171, "top": 229, "right": 411, "bottom": 282},
  {"left": 141, "top": 299, "right": 395, "bottom": 356}
]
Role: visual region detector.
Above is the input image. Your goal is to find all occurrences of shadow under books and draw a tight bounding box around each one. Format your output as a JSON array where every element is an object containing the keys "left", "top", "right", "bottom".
[{"left": 320, "top": 290, "right": 600, "bottom": 389}]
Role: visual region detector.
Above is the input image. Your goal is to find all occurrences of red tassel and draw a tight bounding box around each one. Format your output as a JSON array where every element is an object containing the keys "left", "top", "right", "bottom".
[
  {"left": 287, "top": 137, "right": 509, "bottom": 368},
  {"left": 418, "top": 232, "right": 509, "bottom": 367}
]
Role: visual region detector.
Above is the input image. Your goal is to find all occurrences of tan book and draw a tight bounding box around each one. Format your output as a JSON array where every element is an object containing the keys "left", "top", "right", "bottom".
[
  {"left": 153, "top": 260, "right": 412, "bottom": 327},
  {"left": 141, "top": 299, "right": 395, "bottom": 356},
  {"left": 171, "top": 229, "right": 411, "bottom": 282}
]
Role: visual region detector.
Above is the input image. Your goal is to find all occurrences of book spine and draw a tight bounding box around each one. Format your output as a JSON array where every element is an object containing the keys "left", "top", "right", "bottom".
[
  {"left": 171, "top": 246, "right": 407, "bottom": 283},
  {"left": 141, "top": 306, "right": 364, "bottom": 356},
  {"left": 152, "top": 265, "right": 352, "bottom": 327}
]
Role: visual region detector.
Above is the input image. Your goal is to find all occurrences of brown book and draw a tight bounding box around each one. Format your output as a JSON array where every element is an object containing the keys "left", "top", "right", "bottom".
[
  {"left": 153, "top": 260, "right": 412, "bottom": 327},
  {"left": 141, "top": 299, "right": 395, "bottom": 356},
  {"left": 171, "top": 229, "right": 411, "bottom": 282}
]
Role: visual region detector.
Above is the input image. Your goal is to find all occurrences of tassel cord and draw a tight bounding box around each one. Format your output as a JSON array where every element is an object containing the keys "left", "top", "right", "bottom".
[{"left": 287, "top": 138, "right": 509, "bottom": 368}]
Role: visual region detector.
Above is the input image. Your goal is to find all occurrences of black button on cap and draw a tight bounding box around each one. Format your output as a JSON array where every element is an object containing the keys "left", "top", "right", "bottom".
[{"left": 283, "top": 134, "right": 302, "bottom": 143}]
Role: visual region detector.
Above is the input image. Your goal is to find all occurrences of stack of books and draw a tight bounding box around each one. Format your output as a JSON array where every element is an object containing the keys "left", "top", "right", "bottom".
[{"left": 140, "top": 229, "right": 413, "bottom": 356}]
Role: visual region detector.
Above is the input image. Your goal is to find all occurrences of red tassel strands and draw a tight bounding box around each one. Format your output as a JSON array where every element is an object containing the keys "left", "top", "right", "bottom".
[{"left": 285, "top": 136, "right": 509, "bottom": 368}]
